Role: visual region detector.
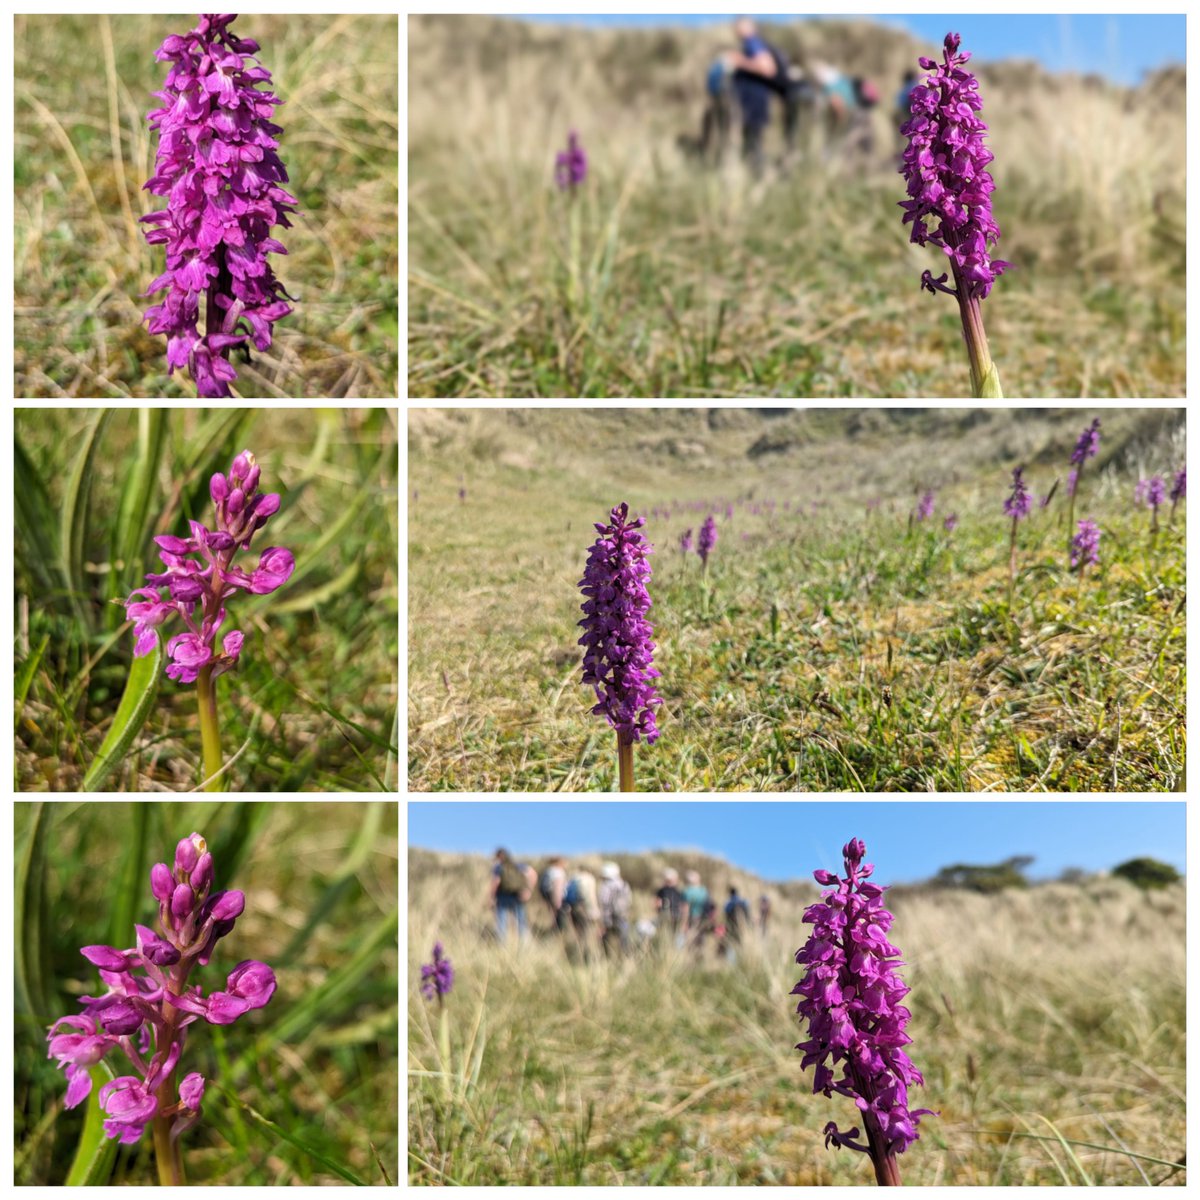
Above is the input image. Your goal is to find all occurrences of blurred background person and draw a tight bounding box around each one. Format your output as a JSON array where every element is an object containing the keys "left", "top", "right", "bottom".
[
  {"left": 598, "top": 862, "right": 632, "bottom": 957},
  {"left": 490, "top": 847, "right": 536, "bottom": 944}
]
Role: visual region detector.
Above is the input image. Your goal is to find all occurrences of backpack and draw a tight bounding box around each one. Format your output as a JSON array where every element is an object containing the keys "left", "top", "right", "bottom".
[
  {"left": 564, "top": 877, "right": 582, "bottom": 908},
  {"left": 497, "top": 859, "right": 526, "bottom": 896}
]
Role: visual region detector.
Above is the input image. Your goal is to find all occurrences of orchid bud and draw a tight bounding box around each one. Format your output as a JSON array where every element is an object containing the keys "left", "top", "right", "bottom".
[
  {"left": 190, "top": 852, "right": 214, "bottom": 894},
  {"left": 206, "top": 890, "right": 246, "bottom": 922},
  {"left": 135, "top": 923, "right": 181, "bottom": 967},
  {"left": 171, "top": 883, "right": 195, "bottom": 921},
  {"left": 150, "top": 862, "right": 174, "bottom": 902},
  {"left": 210, "top": 473, "right": 229, "bottom": 506},
  {"left": 175, "top": 834, "right": 203, "bottom": 875}
]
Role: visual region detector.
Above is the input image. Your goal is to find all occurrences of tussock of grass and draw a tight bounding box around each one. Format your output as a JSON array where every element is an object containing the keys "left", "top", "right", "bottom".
[
  {"left": 15, "top": 15, "right": 398, "bottom": 398},
  {"left": 408, "top": 16, "right": 1184, "bottom": 398},
  {"left": 408, "top": 407, "right": 1184, "bottom": 792},
  {"left": 408, "top": 846, "right": 1185, "bottom": 1185}
]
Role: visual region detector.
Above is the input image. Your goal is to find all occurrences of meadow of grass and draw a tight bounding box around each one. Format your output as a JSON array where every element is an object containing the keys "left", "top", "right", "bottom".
[
  {"left": 408, "top": 16, "right": 1185, "bottom": 398},
  {"left": 408, "top": 843, "right": 1185, "bottom": 1186},
  {"left": 408, "top": 407, "right": 1184, "bottom": 792},
  {"left": 17, "top": 801, "right": 398, "bottom": 1185},
  {"left": 15, "top": 14, "right": 398, "bottom": 398},
  {"left": 15, "top": 407, "right": 398, "bottom": 791}
]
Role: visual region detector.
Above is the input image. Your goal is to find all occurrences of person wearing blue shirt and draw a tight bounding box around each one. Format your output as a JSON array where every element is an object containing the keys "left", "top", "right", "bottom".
[{"left": 726, "top": 16, "right": 786, "bottom": 175}]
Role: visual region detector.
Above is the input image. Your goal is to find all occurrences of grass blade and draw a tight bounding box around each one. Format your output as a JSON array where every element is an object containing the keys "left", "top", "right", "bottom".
[
  {"left": 14, "top": 434, "right": 67, "bottom": 604},
  {"left": 64, "top": 1061, "right": 119, "bottom": 1186},
  {"left": 279, "top": 802, "right": 385, "bottom": 964},
  {"left": 239, "top": 906, "right": 398, "bottom": 1068},
  {"left": 82, "top": 640, "right": 162, "bottom": 792},
  {"left": 60, "top": 409, "right": 113, "bottom": 627},
  {"left": 15, "top": 632, "right": 51, "bottom": 729},
  {"left": 209, "top": 1080, "right": 368, "bottom": 1185}
]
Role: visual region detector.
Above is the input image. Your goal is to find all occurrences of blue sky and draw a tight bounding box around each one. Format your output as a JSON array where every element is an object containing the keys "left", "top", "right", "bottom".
[
  {"left": 409, "top": 802, "right": 1185, "bottom": 883},
  {"left": 516, "top": 14, "right": 1185, "bottom": 86}
]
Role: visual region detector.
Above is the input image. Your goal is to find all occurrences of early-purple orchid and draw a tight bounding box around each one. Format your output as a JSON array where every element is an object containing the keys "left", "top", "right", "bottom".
[
  {"left": 121, "top": 450, "right": 293, "bottom": 790},
  {"left": 141, "top": 14, "right": 297, "bottom": 397},
  {"left": 123, "top": 450, "right": 293, "bottom": 685},
  {"left": 47, "top": 833, "right": 274, "bottom": 1182}
]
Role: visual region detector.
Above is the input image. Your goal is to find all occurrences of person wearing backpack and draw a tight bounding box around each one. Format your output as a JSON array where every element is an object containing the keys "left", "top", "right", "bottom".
[
  {"left": 597, "top": 862, "right": 632, "bottom": 958},
  {"left": 491, "top": 847, "right": 535, "bottom": 943},
  {"left": 726, "top": 17, "right": 794, "bottom": 176},
  {"left": 724, "top": 887, "right": 751, "bottom": 943},
  {"left": 565, "top": 868, "right": 599, "bottom": 963},
  {"left": 539, "top": 856, "right": 569, "bottom": 933}
]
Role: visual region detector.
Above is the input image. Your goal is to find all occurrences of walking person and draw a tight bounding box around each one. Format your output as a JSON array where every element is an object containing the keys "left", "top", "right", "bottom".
[
  {"left": 539, "top": 855, "right": 569, "bottom": 933},
  {"left": 598, "top": 862, "right": 632, "bottom": 958},
  {"left": 758, "top": 892, "right": 772, "bottom": 937},
  {"left": 490, "top": 847, "right": 535, "bottom": 944}
]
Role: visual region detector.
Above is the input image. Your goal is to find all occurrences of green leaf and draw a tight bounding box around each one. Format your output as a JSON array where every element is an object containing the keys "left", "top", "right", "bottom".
[
  {"left": 65, "top": 1060, "right": 119, "bottom": 1186},
  {"left": 60, "top": 409, "right": 113, "bottom": 626},
  {"left": 209, "top": 1079, "right": 368, "bottom": 1185},
  {"left": 109, "top": 408, "right": 169, "bottom": 618},
  {"left": 82, "top": 640, "right": 162, "bottom": 792},
  {"left": 106, "top": 804, "right": 150, "bottom": 948},
  {"left": 15, "top": 802, "right": 51, "bottom": 1022},
  {"left": 15, "top": 632, "right": 51, "bottom": 729}
]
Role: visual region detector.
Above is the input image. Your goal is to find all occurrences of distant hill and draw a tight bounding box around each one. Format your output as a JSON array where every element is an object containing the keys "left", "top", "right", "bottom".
[{"left": 409, "top": 407, "right": 1183, "bottom": 504}]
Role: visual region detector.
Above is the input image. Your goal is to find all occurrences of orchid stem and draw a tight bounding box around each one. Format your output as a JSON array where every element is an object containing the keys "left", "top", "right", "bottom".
[
  {"left": 617, "top": 733, "right": 634, "bottom": 792},
  {"left": 196, "top": 664, "right": 224, "bottom": 792},
  {"left": 151, "top": 971, "right": 185, "bottom": 1185}
]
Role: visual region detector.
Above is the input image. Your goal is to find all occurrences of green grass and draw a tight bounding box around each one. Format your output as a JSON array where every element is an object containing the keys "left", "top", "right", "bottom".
[
  {"left": 408, "top": 846, "right": 1185, "bottom": 1185},
  {"left": 17, "top": 801, "right": 398, "bottom": 1186},
  {"left": 15, "top": 14, "right": 398, "bottom": 398},
  {"left": 408, "top": 16, "right": 1185, "bottom": 398},
  {"left": 15, "top": 407, "right": 398, "bottom": 792},
  {"left": 408, "top": 407, "right": 1185, "bottom": 791}
]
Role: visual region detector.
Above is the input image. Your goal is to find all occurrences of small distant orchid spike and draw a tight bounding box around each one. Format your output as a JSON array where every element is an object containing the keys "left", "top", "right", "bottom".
[
  {"left": 141, "top": 14, "right": 298, "bottom": 397},
  {"left": 578, "top": 502, "right": 662, "bottom": 791},
  {"left": 46, "top": 833, "right": 273, "bottom": 1183},
  {"left": 697, "top": 514, "right": 718, "bottom": 572},
  {"left": 420, "top": 942, "right": 454, "bottom": 1001},
  {"left": 792, "top": 838, "right": 935, "bottom": 1186},
  {"left": 1070, "top": 518, "right": 1100, "bottom": 574},
  {"left": 1004, "top": 467, "right": 1031, "bottom": 609},
  {"left": 900, "top": 33, "right": 1009, "bottom": 397},
  {"left": 555, "top": 130, "right": 588, "bottom": 193},
  {"left": 1065, "top": 418, "right": 1100, "bottom": 542},
  {"left": 914, "top": 491, "right": 935, "bottom": 522}
]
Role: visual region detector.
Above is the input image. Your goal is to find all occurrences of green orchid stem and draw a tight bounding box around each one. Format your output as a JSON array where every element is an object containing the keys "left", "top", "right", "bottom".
[
  {"left": 151, "top": 971, "right": 185, "bottom": 1186},
  {"left": 437, "top": 999, "right": 452, "bottom": 1102},
  {"left": 617, "top": 732, "right": 634, "bottom": 792},
  {"left": 952, "top": 267, "right": 1003, "bottom": 398},
  {"left": 196, "top": 664, "right": 224, "bottom": 792},
  {"left": 1007, "top": 518, "right": 1019, "bottom": 611}
]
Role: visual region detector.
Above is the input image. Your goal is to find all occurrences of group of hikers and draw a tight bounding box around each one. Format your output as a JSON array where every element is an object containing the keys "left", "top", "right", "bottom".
[
  {"left": 489, "top": 848, "right": 772, "bottom": 962},
  {"left": 686, "top": 16, "right": 916, "bottom": 175}
]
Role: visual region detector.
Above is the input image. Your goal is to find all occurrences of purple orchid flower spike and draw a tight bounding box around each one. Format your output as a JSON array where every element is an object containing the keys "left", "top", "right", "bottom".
[
  {"left": 1004, "top": 466, "right": 1032, "bottom": 610},
  {"left": 555, "top": 130, "right": 588, "bottom": 193},
  {"left": 141, "top": 14, "right": 297, "bottom": 397},
  {"left": 46, "top": 832, "right": 274, "bottom": 1185},
  {"left": 697, "top": 514, "right": 718, "bottom": 573},
  {"left": 793, "top": 838, "right": 935, "bottom": 1186},
  {"left": 121, "top": 449, "right": 294, "bottom": 790},
  {"left": 900, "top": 33, "right": 1009, "bottom": 397},
  {"left": 578, "top": 502, "right": 662, "bottom": 792}
]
